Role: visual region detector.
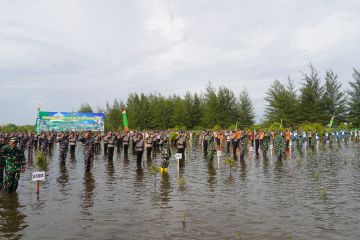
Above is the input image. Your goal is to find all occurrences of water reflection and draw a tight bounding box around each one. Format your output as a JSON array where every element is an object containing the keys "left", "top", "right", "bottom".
[
  {"left": 2, "top": 143, "right": 360, "bottom": 239},
  {"left": 239, "top": 159, "right": 247, "bottom": 181},
  {"left": 207, "top": 162, "right": 216, "bottom": 191},
  {"left": 81, "top": 172, "right": 95, "bottom": 211},
  {"left": 106, "top": 160, "right": 115, "bottom": 181},
  {"left": 57, "top": 162, "right": 69, "bottom": 194},
  {"left": 263, "top": 154, "right": 269, "bottom": 176},
  {"left": 160, "top": 172, "right": 171, "bottom": 204},
  {"left": 274, "top": 158, "right": 284, "bottom": 179},
  {"left": 134, "top": 166, "right": 145, "bottom": 192},
  {"left": 123, "top": 154, "right": 129, "bottom": 168},
  {"left": 0, "top": 193, "right": 27, "bottom": 239},
  {"left": 179, "top": 158, "right": 185, "bottom": 173}
]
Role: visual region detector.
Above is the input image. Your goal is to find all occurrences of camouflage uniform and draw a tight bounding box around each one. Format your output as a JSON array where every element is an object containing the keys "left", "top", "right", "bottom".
[
  {"left": 57, "top": 134, "right": 69, "bottom": 162},
  {"left": 261, "top": 133, "right": 270, "bottom": 156},
  {"left": 239, "top": 135, "right": 248, "bottom": 160},
  {"left": 160, "top": 141, "right": 171, "bottom": 168},
  {"left": 207, "top": 138, "right": 215, "bottom": 161},
  {"left": 79, "top": 135, "right": 95, "bottom": 171},
  {"left": 39, "top": 134, "right": 49, "bottom": 154},
  {"left": 0, "top": 144, "right": 26, "bottom": 192},
  {"left": 275, "top": 133, "right": 285, "bottom": 159},
  {"left": 26, "top": 133, "right": 34, "bottom": 160}
]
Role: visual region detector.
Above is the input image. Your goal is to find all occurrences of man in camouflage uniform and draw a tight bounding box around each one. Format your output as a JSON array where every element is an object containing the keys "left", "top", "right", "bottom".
[
  {"left": 56, "top": 132, "right": 69, "bottom": 163},
  {"left": 160, "top": 138, "right": 171, "bottom": 169},
  {"left": 27, "top": 133, "right": 34, "bottom": 159},
  {"left": 79, "top": 132, "right": 95, "bottom": 171},
  {"left": 239, "top": 131, "right": 248, "bottom": 160},
  {"left": 0, "top": 138, "right": 26, "bottom": 192},
  {"left": 261, "top": 131, "right": 271, "bottom": 157},
  {"left": 275, "top": 132, "right": 285, "bottom": 160},
  {"left": 207, "top": 137, "right": 216, "bottom": 161},
  {"left": 39, "top": 132, "right": 49, "bottom": 155}
]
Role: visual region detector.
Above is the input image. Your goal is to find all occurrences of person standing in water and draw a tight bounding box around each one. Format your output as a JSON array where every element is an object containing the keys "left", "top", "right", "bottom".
[
  {"left": 0, "top": 137, "right": 26, "bottom": 192},
  {"left": 134, "top": 133, "right": 144, "bottom": 165}
]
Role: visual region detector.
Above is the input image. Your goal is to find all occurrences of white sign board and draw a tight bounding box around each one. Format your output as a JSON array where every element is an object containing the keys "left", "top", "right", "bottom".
[
  {"left": 32, "top": 172, "right": 46, "bottom": 181},
  {"left": 175, "top": 153, "right": 183, "bottom": 159},
  {"left": 217, "top": 151, "right": 222, "bottom": 157}
]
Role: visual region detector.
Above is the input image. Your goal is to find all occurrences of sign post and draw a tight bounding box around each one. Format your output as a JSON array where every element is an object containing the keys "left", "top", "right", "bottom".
[
  {"left": 32, "top": 171, "right": 45, "bottom": 194},
  {"left": 175, "top": 153, "right": 182, "bottom": 173}
]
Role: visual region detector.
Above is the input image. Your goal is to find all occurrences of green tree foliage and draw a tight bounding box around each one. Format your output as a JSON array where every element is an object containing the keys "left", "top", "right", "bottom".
[
  {"left": 299, "top": 64, "right": 325, "bottom": 123},
  {"left": 217, "top": 86, "right": 238, "bottom": 128},
  {"left": 348, "top": 68, "right": 360, "bottom": 127},
  {"left": 201, "top": 83, "right": 238, "bottom": 128},
  {"left": 0, "top": 124, "right": 34, "bottom": 133},
  {"left": 121, "top": 84, "right": 244, "bottom": 130},
  {"left": 104, "top": 99, "right": 123, "bottom": 131},
  {"left": 322, "top": 69, "right": 347, "bottom": 125},
  {"left": 264, "top": 78, "right": 298, "bottom": 127},
  {"left": 237, "top": 89, "right": 255, "bottom": 128},
  {"left": 202, "top": 83, "right": 219, "bottom": 128},
  {"left": 78, "top": 102, "right": 93, "bottom": 113}
]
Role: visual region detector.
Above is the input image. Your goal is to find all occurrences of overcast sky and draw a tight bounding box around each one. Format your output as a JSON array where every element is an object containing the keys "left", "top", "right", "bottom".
[{"left": 1, "top": 0, "right": 360, "bottom": 125}]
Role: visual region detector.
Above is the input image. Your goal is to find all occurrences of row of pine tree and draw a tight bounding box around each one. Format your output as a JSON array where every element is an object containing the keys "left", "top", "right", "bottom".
[{"left": 78, "top": 64, "right": 360, "bottom": 130}]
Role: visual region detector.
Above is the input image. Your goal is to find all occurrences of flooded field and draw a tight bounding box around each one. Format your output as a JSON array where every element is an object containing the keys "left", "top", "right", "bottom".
[{"left": 1, "top": 141, "right": 360, "bottom": 240}]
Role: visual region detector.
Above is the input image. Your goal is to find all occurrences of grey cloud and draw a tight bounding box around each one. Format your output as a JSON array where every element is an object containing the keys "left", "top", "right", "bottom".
[{"left": 0, "top": 0, "right": 359, "bottom": 125}]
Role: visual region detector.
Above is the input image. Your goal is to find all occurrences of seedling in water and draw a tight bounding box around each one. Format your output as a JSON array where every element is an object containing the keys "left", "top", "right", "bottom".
[
  {"left": 177, "top": 176, "right": 186, "bottom": 190},
  {"left": 235, "top": 231, "right": 241, "bottom": 239},
  {"left": 314, "top": 171, "right": 321, "bottom": 181},
  {"left": 319, "top": 187, "right": 328, "bottom": 200},
  {"left": 35, "top": 151, "right": 46, "bottom": 165},
  {"left": 224, "top": 157, "right": 236, "bottom": 176},
  {"left": 150, "top": 165, "right": 160, "bottom": 188}
]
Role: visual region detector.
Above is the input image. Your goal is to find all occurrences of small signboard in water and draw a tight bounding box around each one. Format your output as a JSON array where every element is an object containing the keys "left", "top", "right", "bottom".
[
  {"left": 175, "top": 153, "right": 182, "bottom": 159},
  {"left": 32, "top": 172, "right": 46, "bottom": 181}
]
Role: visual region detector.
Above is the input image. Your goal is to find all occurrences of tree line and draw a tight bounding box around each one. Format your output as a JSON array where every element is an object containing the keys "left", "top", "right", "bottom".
[
  {"left": 76, "top": 64, "right": 360, "bottom": 131},
  {"left": 80, "top": 85, "right": 255, "bottom": 131},
  {"left": 265, "top": 64, "right": 360, "bottom": 128},
  {"left": 3, "top": 63, "right": 358, "bottom": 133}
]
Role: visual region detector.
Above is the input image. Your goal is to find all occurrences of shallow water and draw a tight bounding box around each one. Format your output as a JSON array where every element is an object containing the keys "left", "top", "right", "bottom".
[{"left": 1, "top": 141, "right": 360, "bottom": 240}]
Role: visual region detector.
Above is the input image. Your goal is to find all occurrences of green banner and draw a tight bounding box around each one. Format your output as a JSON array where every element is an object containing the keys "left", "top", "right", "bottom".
[{"left": 35, "top": 111, "right": 105, "bottom": 132}]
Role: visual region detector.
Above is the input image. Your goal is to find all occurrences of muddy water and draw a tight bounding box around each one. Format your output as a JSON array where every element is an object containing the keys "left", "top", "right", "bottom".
[{"left": 1, "top": 142, "right": 360, "bottom": 240}]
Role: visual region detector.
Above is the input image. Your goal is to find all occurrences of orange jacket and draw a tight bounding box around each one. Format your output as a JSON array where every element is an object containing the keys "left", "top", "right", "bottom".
[{"left": 286, "top": 131, "right": 290, "bottom": 141}]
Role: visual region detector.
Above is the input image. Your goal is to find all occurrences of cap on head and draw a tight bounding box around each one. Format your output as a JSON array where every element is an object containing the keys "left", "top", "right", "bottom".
[{"left": 10, "top": 137, "right": 18, "bottom": 143}]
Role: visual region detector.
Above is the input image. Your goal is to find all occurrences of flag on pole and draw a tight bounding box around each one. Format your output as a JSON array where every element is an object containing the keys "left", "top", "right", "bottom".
[
  {"left": 121, "top": 108, "right": 129, "bottom": 132},
  {"left": 328, "top": 115, "right": 335, "bottom": 128},
  {"left": 34, "top": 105, "right": 40, "bottom": 132}
]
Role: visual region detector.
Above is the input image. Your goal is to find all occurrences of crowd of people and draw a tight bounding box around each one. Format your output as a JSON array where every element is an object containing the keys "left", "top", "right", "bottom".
[{"left": 0, "top": 128, "right": 359, "bottom": 193}]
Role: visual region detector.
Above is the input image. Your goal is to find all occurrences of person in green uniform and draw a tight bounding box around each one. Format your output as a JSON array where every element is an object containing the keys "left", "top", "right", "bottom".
[
  {"left": 207, "top": 136, "right": 216, "bottom": 161},
  {"left": 274, "top": 132, "right": 285, "bottom": 160},
  {"left": 1, "top": 137, "right": 26, "bottom": 192},
  {"left": 160, "top": 138, "right": 171, "bottom": 169}
]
